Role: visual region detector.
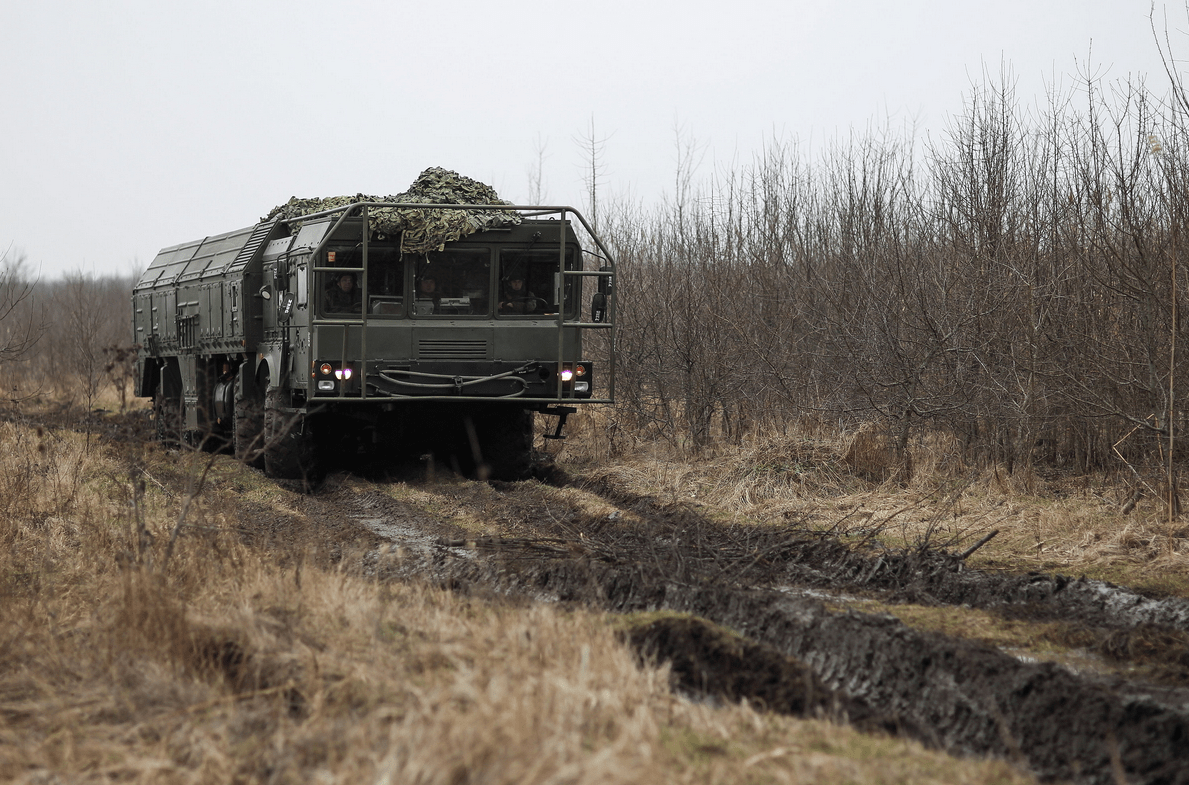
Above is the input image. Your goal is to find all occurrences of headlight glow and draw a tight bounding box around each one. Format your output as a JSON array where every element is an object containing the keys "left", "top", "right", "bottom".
[
  {"left": 560, "top": 368, "right": 575, "bottom": 382},
  {"left": 335, "top": 367, "right": 353, "bottom": 380}
]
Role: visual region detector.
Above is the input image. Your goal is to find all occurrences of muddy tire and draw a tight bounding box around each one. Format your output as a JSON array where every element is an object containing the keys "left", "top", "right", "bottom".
[
  {"left": 475, "top": 407, "right": 534, "bottom": 481},
  {"left": 263, "top": 387, "right": 318, "bottom": 483},
  {"left": 233, "top": 375, "right": 265, "bottom": 469}
]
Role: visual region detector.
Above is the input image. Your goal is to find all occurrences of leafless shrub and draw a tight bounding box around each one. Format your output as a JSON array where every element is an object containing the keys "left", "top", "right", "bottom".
[
  {"left": 5, "top": 271, "right": 136, "bottom": 410},
  {"left": 843, "top": 421, "right": 898, "bottom": 482},
  {"left": 104, "top": 343, "right": 139, "bottom": 413},
  {"left": 600, "top": 65, "right": 1189, "bottom": 493}
]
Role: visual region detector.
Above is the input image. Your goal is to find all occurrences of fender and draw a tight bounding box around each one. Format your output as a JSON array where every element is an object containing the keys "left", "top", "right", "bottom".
[{"left": 254, "top": 347, "right": 282, "bottom": 390}]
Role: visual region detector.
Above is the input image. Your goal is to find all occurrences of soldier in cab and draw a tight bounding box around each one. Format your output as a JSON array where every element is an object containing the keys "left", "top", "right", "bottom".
[{"left": 325, "top": 271, "right": 361, "bottom": 313}]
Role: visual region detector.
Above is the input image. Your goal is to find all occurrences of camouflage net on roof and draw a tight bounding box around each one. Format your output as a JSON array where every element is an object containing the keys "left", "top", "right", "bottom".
[{"left": 263, "top": 167, "right": 522, "bottom": 254}]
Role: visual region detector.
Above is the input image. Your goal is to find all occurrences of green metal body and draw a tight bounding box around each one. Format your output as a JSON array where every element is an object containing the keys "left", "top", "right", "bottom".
[{"left": 132, "top": 203, "right": 615, "bottom": 478}]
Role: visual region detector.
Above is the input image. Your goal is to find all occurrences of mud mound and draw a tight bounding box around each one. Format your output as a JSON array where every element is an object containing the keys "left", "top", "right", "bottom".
[
  {"left": 788, "top": 543, "right": 1189, "bottom": 632},
  {"left": 626, "top": 615, "right": 840, "bottom": 715},
  {"left": 623, "top": 615, "right": 910, "bottom": 737}
]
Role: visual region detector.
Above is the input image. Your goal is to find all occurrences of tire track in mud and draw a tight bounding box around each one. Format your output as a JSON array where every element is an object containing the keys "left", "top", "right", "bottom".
[
  {"left": 321, "top": 476, "right": 1189, "bottom": 785},
  {"left": 574, "top": 475, "right": 1189, "bottom": 634}
]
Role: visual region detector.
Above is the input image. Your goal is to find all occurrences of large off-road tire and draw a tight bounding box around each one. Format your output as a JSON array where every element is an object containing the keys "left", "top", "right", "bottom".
[
  {"left": 233, "top": 375, "right": 265, "bottom": 469},
  {"left": 262, "top": 387, "right": 318, "bottom": 484},
  {"left": 154, "top": 392, "right": 184, "bottom": 447},
  {"left": 473, "top": 407, "right": 535, "bottom": 481}
]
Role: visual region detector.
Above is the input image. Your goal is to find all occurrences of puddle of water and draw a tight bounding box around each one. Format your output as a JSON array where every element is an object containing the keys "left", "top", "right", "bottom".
[
  {"left": 775, "top": 585, "right": 870, "bottom": 605},
  {"left": 353, "top": 516, "right": 474, "bottom": 559}
]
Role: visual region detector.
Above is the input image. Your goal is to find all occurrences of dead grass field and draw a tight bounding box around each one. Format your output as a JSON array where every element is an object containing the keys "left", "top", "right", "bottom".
[{"left": 6, "top": 395, "right": 1188, "bottom": 783}]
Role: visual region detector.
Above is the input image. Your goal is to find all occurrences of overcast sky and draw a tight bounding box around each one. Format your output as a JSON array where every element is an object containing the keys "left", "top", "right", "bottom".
[{"left": 0, "top": 0, "right": 1179, "bottom": 279}]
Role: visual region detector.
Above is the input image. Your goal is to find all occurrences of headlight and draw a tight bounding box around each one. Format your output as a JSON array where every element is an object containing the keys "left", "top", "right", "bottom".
[
  {"left": 314, "top": 361, "right": 354, "bottom": 392},
  {"left": 562, "top": 364, "right": 588, "bottom": 380}
]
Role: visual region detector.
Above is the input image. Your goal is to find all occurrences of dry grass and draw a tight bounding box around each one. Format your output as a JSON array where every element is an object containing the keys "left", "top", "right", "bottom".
[{"left": 0, "top": 412, "right": 1038, "bottom": 784}]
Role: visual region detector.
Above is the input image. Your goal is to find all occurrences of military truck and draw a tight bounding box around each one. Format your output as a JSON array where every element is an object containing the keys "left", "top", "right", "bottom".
[{"left": 131, "top": 184, "right": 615, "bottom": 482}]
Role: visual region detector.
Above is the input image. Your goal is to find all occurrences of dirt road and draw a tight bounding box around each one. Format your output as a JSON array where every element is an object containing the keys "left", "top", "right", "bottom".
[{"left": 224, "top": 462, "right": 1189, "bottom": 785}]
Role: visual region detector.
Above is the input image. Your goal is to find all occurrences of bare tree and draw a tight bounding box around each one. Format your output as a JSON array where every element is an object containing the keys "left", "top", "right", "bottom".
[
  {"left": 574, "top": 116, "right": 611, "bottom": 232},
  {"left": 526, "top": 133, "right": 549, "bottom": 204},
  {"left": 590, "top": 57, "right": 1189, "bottom": 489},
  {"left": 41, "top": 272, "right": 131, "bottom": 411},
  {"left": 0, "top": 246, "right": 43, "bottom": 396}
]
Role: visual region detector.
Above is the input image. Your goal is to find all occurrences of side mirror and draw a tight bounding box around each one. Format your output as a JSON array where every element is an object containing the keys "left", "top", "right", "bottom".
[
  {"left": 279, "top": 291, "right": 295, "bottom": 321},
  {"left": 591, "top": 292, "right": 606, "bottom": 323},
  {"left": 597, "top": 266, "right": 613, "bottom": 296}
]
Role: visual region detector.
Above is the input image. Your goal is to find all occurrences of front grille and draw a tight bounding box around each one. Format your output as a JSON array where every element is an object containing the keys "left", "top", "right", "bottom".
[{"left": 417, "top": 339, "right": 489, "bottom": 360}]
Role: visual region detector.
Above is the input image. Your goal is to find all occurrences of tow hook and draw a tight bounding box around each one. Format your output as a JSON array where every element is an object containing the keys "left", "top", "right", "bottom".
[{"left": 543, "top": 406, "right": 577, "bottom": 440}]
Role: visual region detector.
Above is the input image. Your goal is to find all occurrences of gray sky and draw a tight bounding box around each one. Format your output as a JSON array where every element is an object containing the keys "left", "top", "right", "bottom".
[{"left": 0, "top": 0, "right": 1177, "bottom": 279}]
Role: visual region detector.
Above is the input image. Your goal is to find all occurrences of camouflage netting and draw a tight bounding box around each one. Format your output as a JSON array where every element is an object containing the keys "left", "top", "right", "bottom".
[{"left": 263, "top": 167, "right": 523, "bottom": 254}]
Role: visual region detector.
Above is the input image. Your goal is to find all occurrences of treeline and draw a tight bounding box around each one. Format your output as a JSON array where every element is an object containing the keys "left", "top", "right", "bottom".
[
  {"left": 599, "top": 74, "right": 1189, "bottom": 476},
  {"left": 0, "top": 257, "right": 136, "bottom": 411},
  {"left": 7, "top": 72, "right": 1189, "bottom": 482}
]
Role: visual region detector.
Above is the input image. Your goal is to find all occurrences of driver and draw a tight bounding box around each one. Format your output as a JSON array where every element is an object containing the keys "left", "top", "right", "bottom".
[
  {"left": 324, "top": 272, "right": 361, "bottom": 313},
  {"left": 499, "top": 275, "right": 538, "bottom": 314}
]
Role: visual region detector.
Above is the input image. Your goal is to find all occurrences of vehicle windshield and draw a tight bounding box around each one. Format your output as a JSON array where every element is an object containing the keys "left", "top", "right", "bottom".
[
  {"left": 498, "top": 248, "right": 576, "bottom": 318},
  {"left": 412, "top": 248, "right": 491, "bottom": 317},
  {"left": 314, "top": 240, "right": 576, "bottom": 319}
]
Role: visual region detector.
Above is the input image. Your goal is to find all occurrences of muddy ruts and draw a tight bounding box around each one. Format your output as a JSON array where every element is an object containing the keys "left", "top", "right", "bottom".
[
  {"left": 623, "top": 615, "right": 917, "bottom": 738},
  {"left": 411, "top": 555, "right": 1189, "bottom": 785},
  {"left": 574, "top": 477, "right": 1189, "bottom": 633},
  {"left": 781, "top": 541, "right": 1189, "bottom": 632}
]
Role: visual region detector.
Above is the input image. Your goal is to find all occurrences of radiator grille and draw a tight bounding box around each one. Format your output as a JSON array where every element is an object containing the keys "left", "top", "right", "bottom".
[{"left": 417, "top": 339, "right": 489, "bottom": 360}]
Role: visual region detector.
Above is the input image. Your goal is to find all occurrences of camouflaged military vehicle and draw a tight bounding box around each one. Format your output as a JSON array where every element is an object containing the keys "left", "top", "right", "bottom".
[{"left": 131, "top": 170, "right": 615, "bottom": 482}]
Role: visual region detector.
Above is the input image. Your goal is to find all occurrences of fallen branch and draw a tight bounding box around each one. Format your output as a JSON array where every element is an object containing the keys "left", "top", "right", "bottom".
[{"left": 958, "top": 529, "right": 1000, "bottom": 560}]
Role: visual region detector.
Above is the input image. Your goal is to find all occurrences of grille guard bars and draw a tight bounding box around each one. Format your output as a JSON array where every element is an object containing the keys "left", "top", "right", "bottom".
[
  {"left": 375, "top": 366, "right": 530, "bottom": 398},
  {"left": 302, "top": 203, "right": 615, "bottom": 407}
]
